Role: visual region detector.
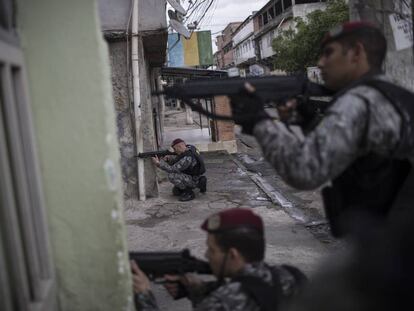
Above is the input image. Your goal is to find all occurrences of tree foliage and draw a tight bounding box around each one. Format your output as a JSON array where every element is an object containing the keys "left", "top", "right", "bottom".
[{"left": 272, "top": 0, "right": 349, "bottom": 73}]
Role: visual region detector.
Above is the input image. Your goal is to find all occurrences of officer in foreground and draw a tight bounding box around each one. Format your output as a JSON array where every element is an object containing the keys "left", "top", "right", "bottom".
[
  {"left": 131, "top": 208, "right": 307, "bottom": 311},
  {"left": 231, "top": 21, "right": 414, "bottom": 238},
  {"left": 152, "top": 138, "right": 207, "bottom": 202}
]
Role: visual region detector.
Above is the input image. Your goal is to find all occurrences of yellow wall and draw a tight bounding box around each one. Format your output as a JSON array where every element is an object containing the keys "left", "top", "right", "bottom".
[{"left": 183, "top": 32, "right": 199, "bottom": 66}]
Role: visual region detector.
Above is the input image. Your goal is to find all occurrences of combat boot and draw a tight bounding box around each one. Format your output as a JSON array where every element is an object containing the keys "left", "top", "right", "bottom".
[
  {"left": 198, "top": 176, "right": 207, "bottom": 193},
  {"left": 179, "top": 188, "right": 195, "bottom": 202},
  {"left": 172, "top": 186, "right": 184, "bottom": 196}
]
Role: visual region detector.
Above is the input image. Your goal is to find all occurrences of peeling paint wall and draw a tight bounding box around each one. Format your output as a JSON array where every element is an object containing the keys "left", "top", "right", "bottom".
[
  {"left": 16, "top": 0, "right": 133, "bottom": 310},
  {"left": 139, "top": 38, "right": 159, "bottom": 197},
  {"left": 108, "top": 42, "right": 140, "bottom": 201}
]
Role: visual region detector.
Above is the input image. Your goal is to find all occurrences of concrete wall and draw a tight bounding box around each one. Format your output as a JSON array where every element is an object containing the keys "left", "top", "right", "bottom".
[
  {"left": 17, "top": 0, "right": 132, "bottom": 310},
  {"left": 261, "top": 30, "right": 277, "bottom": 58},
  {"left": 99, "top": 0, "right": 130, "bottom": 31},
  {"left": 138, "top": 0, "right": 167, "bottom": 32},
  {"left": 139, "top": 37, "right": 160, "bottom": 197},
  {"left": 99, "top": 0, "right": 167, "bottom": 201},
  {"left": 108, "top": 42, "right": 139, "bottom": 201},
  {"left": 349, "top": 0, "right": 414, "bottom": 91},
  {"left": 99, "top": 0, "right": 167, "bottom": 32}
]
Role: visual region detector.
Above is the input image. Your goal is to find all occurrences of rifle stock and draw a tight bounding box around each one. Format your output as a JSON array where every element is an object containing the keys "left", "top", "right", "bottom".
[{"left": 129, "top": 249, "right": 212, "bottom": 280}]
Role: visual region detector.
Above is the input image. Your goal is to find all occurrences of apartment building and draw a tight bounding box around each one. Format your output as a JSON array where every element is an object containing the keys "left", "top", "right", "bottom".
[
  {"left": 233, "top": 15, "right": 256, "bottom": 76},
  {"left": 214, "top": 22, "right": 242, "bottom": 69},
  {"left": 253, "top": 0, "right": 327, "bottom": 72}
]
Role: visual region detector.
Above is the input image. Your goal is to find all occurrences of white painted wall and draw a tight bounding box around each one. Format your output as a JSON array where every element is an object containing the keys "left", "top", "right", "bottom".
[
  {"left": 259, "top": 3, "right": 326, "bottom": 59},
  {"left": 234, "top": 36, "right": 255, "bottom": 65},
  {"left": 233, "top": 19, "right": 254, "bottom": 45}
]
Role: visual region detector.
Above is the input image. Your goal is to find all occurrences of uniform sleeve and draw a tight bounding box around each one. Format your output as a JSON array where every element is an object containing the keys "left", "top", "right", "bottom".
[
  {"left": 252, "top": 93, "right": 370, "bottom": 190},
  {"left": 159, "top": 155, "right": 193, "bottom": 173},
  {"left": 134, "top": 291, "right": 160, "bottom": 311}
]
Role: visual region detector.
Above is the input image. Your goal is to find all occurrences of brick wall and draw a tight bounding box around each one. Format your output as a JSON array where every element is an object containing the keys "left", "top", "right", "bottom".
[{"left": 213, "top": 96, "right": 235, "bottom": 141}]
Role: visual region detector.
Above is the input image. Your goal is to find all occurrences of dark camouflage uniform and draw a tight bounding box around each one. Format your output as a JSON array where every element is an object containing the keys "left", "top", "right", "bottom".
[
  {"left": 135, "top": 262, "right": 300, "bottom": 311},
  {"left": 253, "top": 75, "right": 409, "bottom": 190},
  {"left": 159, "top": 152, "right": 199, "bottom": 190}
]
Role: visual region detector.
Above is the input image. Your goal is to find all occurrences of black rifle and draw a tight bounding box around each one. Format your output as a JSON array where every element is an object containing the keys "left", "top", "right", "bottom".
[
  {"left": 129, "top": 249, "right": 212, "bottom": 280},
  {"left": 156, "top": 75, "right": 334, "bottom": 122},
  {"left": 135, "top": 150, "right": 176, "bottom": 158}
]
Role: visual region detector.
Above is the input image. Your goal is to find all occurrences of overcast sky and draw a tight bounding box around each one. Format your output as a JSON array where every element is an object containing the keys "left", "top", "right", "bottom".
[{"left": 168, "top": 0, "right": 269, "bottom": 52}]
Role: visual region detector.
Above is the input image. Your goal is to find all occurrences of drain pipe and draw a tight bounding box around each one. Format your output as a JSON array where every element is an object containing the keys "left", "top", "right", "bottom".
[{"left": 132, "top": 0, "right": 146, "bottom": 201}]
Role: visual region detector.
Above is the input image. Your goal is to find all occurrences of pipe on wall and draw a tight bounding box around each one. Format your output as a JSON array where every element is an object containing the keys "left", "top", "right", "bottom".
[{"left": 132, "top": 0, "right": 146, "bottom": 201}]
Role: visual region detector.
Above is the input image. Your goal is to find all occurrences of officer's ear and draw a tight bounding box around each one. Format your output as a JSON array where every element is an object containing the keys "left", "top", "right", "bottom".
[
  {"left": 350, "top": 41, "right": 367, "bottom": 63},
  {"left": 228, "top": 247, "right": 244, "bottom": 263}
]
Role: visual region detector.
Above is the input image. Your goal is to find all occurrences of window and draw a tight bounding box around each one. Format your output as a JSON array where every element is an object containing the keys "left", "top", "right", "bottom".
[
  {"left": 283, "top": 0, "right": 292, "bottom": 10},
  {"left": 263, "top": 12, "right": 268, "bottom": 25},
  {"left": 295, "top": 0, "right": 323, "bottom": 4},
  {"left": 275, "top": 1, "right": 283, "bottom": 15},
  {"left": 268, "top": 7, "right": 275, "bottom": 19},
  {"left": 0, "top": 2, "right": 56, "bottom": 310}
]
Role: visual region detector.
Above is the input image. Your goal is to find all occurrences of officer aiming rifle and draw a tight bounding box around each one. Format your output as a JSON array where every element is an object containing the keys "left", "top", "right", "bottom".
[
  {"left": 151, "top": 138, "right": 207, "bottom": 202},
  {"left": 131, "top": 208, "right": 307, "bottom": 311}
]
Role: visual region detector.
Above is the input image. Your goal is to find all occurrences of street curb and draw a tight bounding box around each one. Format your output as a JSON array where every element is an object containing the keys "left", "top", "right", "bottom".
[{"left": 230, "top": 155, "right": 309, "bottom": 223}]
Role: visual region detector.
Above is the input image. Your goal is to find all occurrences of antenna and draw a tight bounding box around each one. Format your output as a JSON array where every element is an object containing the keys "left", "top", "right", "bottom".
[{"left": 167, "top": 0, "right": 187, "bottom": 15}]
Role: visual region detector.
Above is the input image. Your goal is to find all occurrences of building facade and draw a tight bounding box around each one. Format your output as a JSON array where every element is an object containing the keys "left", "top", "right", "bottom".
[
  {"left": 99, "top": 0, "right": 168, "bottom": 201},
  {"left": 233, "top": 16, "right": 256, "bottom": 76},
  {"left": 214, "top": 22, "right": 242, "bottom": 69},
  {"left": 253, "top": 0, "right": 327, "bottom": 73}
]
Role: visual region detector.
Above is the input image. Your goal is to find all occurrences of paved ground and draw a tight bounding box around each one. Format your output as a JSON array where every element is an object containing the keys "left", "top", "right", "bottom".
[
  {"left": 235, "top": 131, "right": 343, "bottom": 248},
  {"left": 125, "top": 107, "right": 343, "bottom": 309},
  {"left": 125, "top": 151, "right": 334, "bottom": 309}
]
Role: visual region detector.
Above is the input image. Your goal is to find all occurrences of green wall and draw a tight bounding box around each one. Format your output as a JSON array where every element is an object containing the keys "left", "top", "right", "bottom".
[
  {"left": 16, "top": 0, "right": 133, "bottom": 310},
  {"left": 197, "top": 30, "right": 213, "bottom": 66}
]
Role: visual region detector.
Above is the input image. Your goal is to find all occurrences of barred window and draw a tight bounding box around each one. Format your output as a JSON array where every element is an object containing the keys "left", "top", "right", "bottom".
[{"left": 0, "top": 1, "right": 56, "bottom": 310}]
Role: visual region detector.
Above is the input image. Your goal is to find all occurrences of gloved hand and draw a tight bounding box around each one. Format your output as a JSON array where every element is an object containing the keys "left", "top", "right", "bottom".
[{"left": 229, "top": 83, "right": 270, "bottom": 135}]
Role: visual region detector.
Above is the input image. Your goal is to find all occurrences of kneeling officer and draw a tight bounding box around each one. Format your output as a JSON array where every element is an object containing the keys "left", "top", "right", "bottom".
[
  {"left": 132, "top": 208, "right": 307, "bottom": 311},
  {"left": 152, "top": 138, "right": 207, "bottom": 202}
]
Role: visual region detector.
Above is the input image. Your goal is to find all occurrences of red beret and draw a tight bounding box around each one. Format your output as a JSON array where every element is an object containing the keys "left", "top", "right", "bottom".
[
  {"left": 201, "top": 208, "right": 264, "bottom": 233},
  {"left": 321, "top": 21, "right": 379, "bottom": 47},
  {"left": 171, "top": 138, "right": 185, "bottom": 147}
]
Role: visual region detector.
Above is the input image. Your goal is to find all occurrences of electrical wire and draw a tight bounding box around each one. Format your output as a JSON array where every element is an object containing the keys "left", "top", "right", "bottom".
[{"left": 199, "top": 0, "right": 219, "bottom": 28}]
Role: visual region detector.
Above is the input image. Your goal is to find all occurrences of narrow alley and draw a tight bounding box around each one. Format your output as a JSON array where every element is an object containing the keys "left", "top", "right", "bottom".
[{"left": 125, "top": 108, "right": 338, "bottom": 309}]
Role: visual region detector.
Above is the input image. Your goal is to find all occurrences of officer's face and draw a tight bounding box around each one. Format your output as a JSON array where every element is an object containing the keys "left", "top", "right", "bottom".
[
  {"left": 205, "top": 234, "right": 229, "bottom": 277},
  {"left": 172, "top": 142, "right": 187, "bottom": 154},
  {"left": 318, "top": 41, "right": 358, "bottom": 91}
]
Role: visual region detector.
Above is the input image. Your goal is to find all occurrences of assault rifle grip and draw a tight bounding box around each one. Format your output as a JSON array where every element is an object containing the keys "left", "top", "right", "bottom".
[{"left": 129, "top": 249, "right": 212, "bottom": 280}]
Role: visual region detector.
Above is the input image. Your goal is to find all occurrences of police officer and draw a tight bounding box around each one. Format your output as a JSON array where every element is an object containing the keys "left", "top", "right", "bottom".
[
  {"left": 231, "top": 21, "right": 414, "bottom": 238},
  {"left": 152, "top": 138, "right": 207, "bottom": 202},
  {"left": 131, "top": 208, "right": 306, "bottom": 311}
]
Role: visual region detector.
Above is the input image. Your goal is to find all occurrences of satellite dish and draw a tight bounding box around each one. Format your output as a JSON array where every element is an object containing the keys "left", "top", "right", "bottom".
[
  {"left": 169, "top": 19, "right": 191, "bottom": 39},
  {"left": 167, "top": 0, "right": 186, "bottom": 15},
  {"left": 168, "top": 9, "right": 184, "bottom": 22}
]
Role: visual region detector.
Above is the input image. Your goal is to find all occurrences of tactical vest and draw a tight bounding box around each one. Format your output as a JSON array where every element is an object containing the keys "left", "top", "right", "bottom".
[
  {"left": 172, "top": 144, "right": 206, "bottom": 176},
  {"left": 322, "top": 79, "right": 414, "bottom": 237},
  {"left": 233, "top": 264, "right": 307, "bottom": 311}
]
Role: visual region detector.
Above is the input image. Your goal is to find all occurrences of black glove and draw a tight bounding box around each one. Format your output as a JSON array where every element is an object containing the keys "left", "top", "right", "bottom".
[{"left": 229, "top": 86, "right": 270, "bottom": 135}]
